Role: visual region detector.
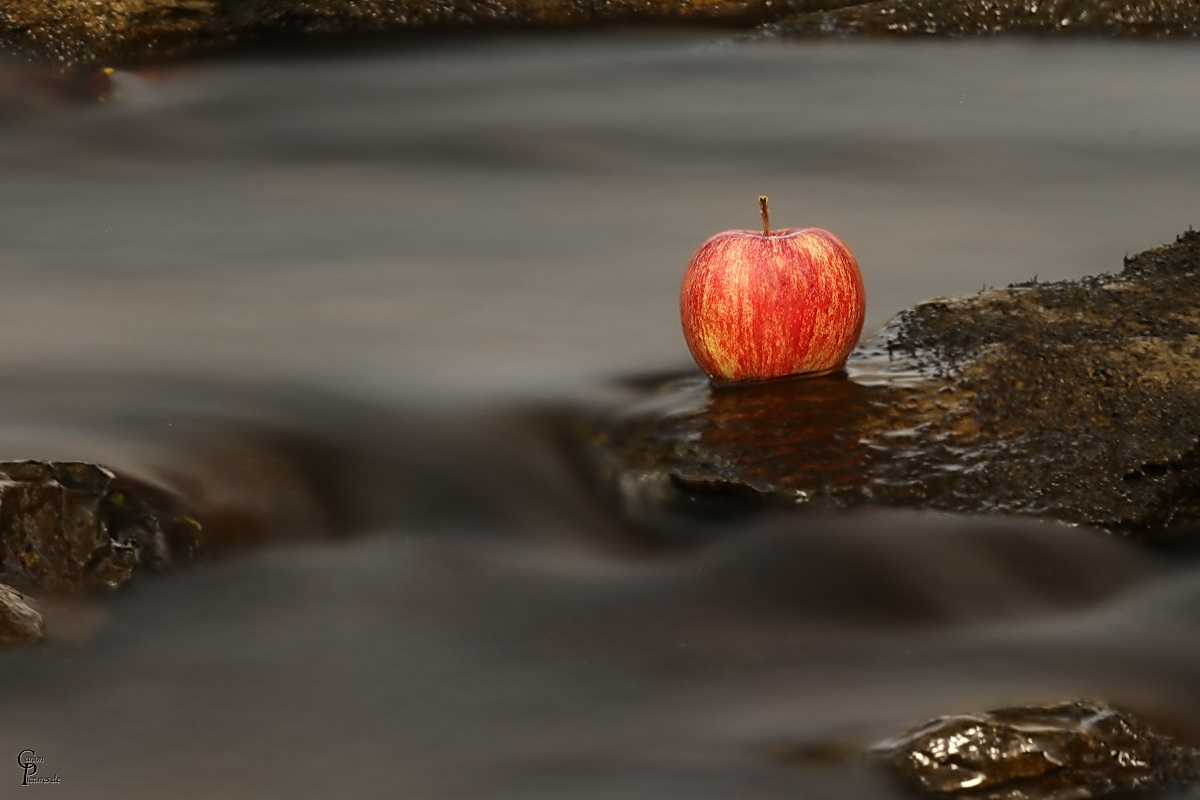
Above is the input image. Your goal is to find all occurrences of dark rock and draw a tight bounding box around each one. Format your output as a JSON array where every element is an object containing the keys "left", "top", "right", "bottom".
[
  {"left": 0, "top": 460, "right": 205, "bottom": 594},
  {"left": 0, "top": 583, "right": 43, "bottom": 643},
  {"left": 762, "top": 0, "right": 1200, "bottom": 39},
  {"left": 0, "top": 0, "right": 836, "bottom": 69},
  {"left": 1, "top": 1, "right": 224, "bottom": 69},
  {"left": 562, "top": 230, "right": 1200, "bottom": 541},
  {"left": 873, "top": 699, "right": 1200, "bottom": 799},
  {"left": 11, "top": 0, "right": 1200, "bottom": 70}
]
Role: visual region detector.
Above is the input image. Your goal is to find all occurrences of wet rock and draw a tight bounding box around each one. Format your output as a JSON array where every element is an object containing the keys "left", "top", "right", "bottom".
[
  {"left": 15, "top": 0, "right": 1200, "bottom": 69},
  {"left": 873, "top": 700, "right": 1200, "bottom": 799},
  {"left": 0, "top": 1, "right": 224, "bottom": 69},
  {"left": 563, "top": 230, "right": 1200, "bottom": 541},
  {"left": 0, "top": 0, "right": 847, "bottom": 69},
  {"left": 762, "top": 0, "right": 1200, "bottom": 38},
  {"left": 0, "top": 460, "right": 204, "bottom": 594},
  {"left": 0, "top": 583, "right": 43, "bottom": 643}
]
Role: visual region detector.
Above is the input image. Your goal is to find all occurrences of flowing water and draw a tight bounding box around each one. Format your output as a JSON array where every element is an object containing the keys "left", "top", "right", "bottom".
[{"left": 1, "top": 31, "right": 1200, "bottom": 798}]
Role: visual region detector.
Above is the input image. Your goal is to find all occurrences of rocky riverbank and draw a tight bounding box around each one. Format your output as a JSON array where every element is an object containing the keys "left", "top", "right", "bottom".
[{"left": 4, "top": 0, "right": 1200, "bottom": 69}]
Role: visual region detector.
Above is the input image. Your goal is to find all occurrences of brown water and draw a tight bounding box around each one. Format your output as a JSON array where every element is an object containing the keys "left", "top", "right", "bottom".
[{"left": 2, "top": 32, "right": 1200, "bottom": 798}]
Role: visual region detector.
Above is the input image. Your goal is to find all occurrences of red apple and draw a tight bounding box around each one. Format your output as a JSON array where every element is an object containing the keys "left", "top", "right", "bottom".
[{"left": 680, "top": 196, "right": 865, "bottom": 384}]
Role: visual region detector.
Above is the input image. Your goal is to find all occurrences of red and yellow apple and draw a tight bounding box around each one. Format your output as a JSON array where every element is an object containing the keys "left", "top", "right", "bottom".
[{"left": 680, "top": 197, "right": 865, "bottom": 384}]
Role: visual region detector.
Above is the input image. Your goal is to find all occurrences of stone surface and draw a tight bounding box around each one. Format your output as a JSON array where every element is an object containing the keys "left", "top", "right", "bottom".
[
  {"left": 0, "top": 0, "right": 828, "bottom": 68},
  {"left": 873, "top": 700, "right": 1200, "bottom": 799},
  {"left": 562, "top": 230, "right": 1200, "bottom": 541},
  {"left": 763, "top": 0, "right": 1200, "bottom": 39},
  {"left": 0, "top": 583, "right": 43, "bottom": 643},
  {"left": 0, "top": 460, "right": 204, "bottom": 594},
  {"left": 6, "top": 0, "right": 1200, "bottom": 69}
]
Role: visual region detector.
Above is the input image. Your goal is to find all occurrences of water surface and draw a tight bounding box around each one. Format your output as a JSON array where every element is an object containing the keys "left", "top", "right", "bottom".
[{"left": 1, "top": 32, "right": 1199, "bottom": 799}]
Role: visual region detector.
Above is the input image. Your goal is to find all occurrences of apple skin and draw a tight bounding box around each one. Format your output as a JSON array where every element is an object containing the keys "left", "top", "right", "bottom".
[{"left": 680, "top": 227, "right": 865, "bottom": 384}]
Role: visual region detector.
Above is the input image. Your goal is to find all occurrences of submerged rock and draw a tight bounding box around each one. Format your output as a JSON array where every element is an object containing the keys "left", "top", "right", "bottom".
[
  {"left": 0, "top": 460, "right": 204, "bottom": 594},
  {"left": 563, "top": 231, "right": 1200, "bottom": 541},
  {"left": 0, "top": 583, "right": 43, "bottom": 643},
  {"left": 873, "top": 700, "right": 1200, "bottom": 799}
]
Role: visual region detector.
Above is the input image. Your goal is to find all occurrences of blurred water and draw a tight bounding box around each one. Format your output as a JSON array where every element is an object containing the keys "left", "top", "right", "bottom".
[
  {"left": 2, "top": 34, "right": 1199, "bottom": 400},
  {"left": 1, "top": 32, "right": 1200, "bottom": 799}
]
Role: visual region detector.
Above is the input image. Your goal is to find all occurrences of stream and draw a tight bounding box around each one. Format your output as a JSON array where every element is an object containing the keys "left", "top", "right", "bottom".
[{"left": 1, "top": 31, "right": 1200, "bottom": 799}]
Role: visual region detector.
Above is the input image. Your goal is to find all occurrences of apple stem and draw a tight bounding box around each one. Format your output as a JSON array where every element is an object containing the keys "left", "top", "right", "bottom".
[{"left": 759, "top": 195, "right": 770, "bottom": 236}]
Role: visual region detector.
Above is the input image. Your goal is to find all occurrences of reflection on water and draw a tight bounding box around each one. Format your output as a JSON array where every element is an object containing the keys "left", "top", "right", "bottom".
[{"left": 1, "top": 32, "right": 1200, "bottom": 799}]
